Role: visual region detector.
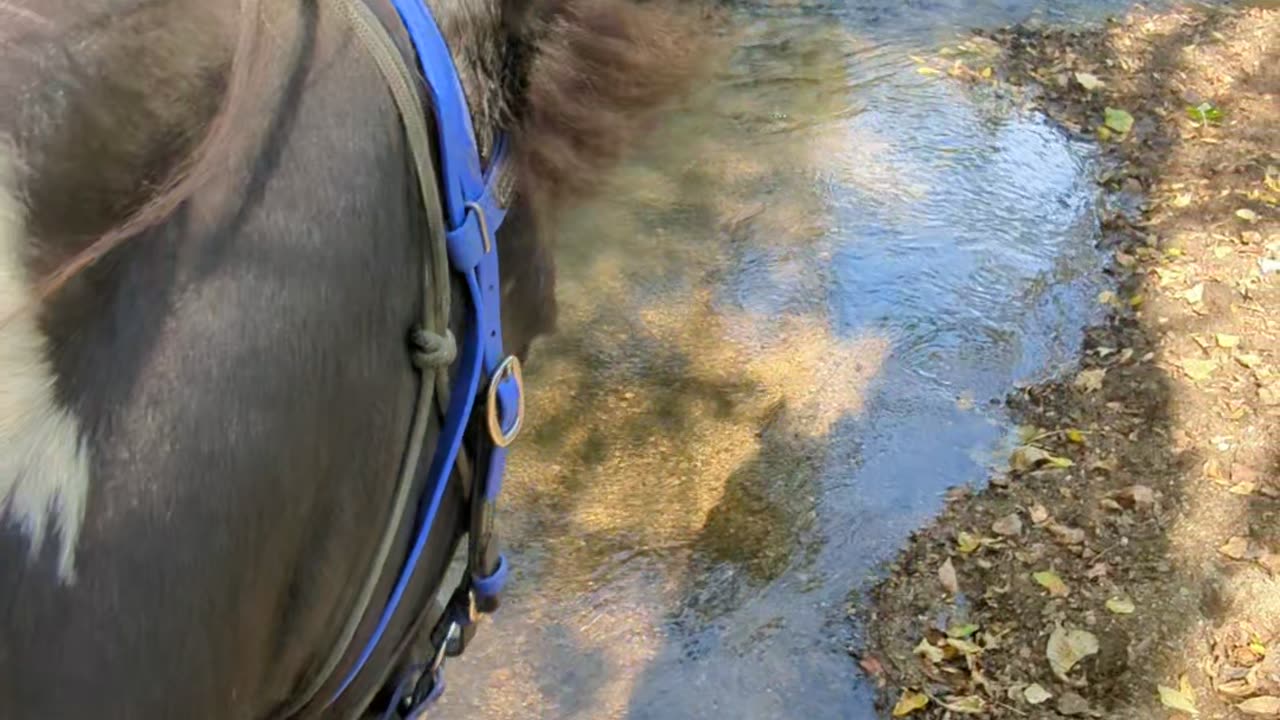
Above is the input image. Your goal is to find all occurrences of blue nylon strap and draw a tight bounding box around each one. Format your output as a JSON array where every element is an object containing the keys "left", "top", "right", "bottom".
[
  {"left": 387, "top": 0, "right": 484, "bottom": 226},
  {"left": 325, "top": 0, "right": 519, "bottom": 710}
]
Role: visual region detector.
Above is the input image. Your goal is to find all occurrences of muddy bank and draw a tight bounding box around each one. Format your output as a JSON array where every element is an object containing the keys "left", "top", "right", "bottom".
[{"left": 857, "top": 4, "right": 1279, "bottom": 718}]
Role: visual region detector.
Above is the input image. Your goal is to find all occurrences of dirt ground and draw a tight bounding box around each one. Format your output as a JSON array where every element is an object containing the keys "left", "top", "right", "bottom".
[{"left": 854, "top": 3, "right": 1280, "bottom": 718}]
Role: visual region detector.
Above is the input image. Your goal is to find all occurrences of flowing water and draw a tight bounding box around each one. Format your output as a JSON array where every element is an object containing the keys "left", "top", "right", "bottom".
[{"left": 436, "top": 1, "right": 1155, "bottom": 717}]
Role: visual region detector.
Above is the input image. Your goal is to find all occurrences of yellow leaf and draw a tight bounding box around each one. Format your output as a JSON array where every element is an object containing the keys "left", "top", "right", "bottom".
[
  {"left": 947, "top": 623, "right": 980, "bottom": 639},
  {"left": 1183, "top": 283, "right": 1205, "bottom": 304},
  {"left": 1249, "top": 642, "right": 1267, "bottom": 657},
  {"left": 1129, "top": 294, "right": 1145, "bottom": 308},
  {"left": 980, "top": 66, "right": 993, "bottom": 78},
  {"left": 1216, "top": 334, "right": 1241, "bottom": 348},
  {"left": 945, "top": 637, "right": 982, "bottom": 655},
  {"left": 1236, "top": 353, "right": 1263, "bottom": 369},
  {"left": 914, "top": 638, "right": 945, "bottom": 663},
  {"left": 1219, "top": 536, "right": 1251, "bottom": 560},
  {"left": 1228, "top": 481, "right": 1256, "bottom": 495},
  {"left": 956, "top": 531, "right": 982, "bottom": 554},
  {"left": 1033, "top": 570, "right": 1070, "bottom": 597},
  {"left": 1066, "top": 429, "right": 1086, "bottom": 444},
  {"left": 1236, "top": 208, "right": 1259, "bottom": 223},
  {"left": 940, "top": 695, "right": 985, "bottom": 714},
  {"left": 892, "top": 690, "right": 930, "bottom": 716},
  {"left": 1106, "top": 597, "right": 1136, "bottom": 614},
  {"left": 1104, "top": 107, "right": 1135, "bottom": 134},
  {"left": 917, "top": 66, "right": 943, "bottom": 77},
  {"left": 1046, "top": 454, "right": 1074, "bottom": 468},
  {"left": 1181, "top": 358, "right": 1217, "bottom": 381},
  {"left": 1159, "top": 681, "right": 1199, "bottom": 715}
]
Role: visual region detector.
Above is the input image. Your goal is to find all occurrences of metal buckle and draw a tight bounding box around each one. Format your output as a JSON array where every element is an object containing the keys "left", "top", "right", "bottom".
[
  {"left": 485, "top": 355, "right": 524, "bottom": 448},
  {"left": 464, "top": 201, "right": 492, "bottom": 254}
]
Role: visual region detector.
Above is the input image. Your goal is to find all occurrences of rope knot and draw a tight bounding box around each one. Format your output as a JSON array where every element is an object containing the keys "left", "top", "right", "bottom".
[{"left": 409, "top": 327, "right": 457, "bottom": 369}]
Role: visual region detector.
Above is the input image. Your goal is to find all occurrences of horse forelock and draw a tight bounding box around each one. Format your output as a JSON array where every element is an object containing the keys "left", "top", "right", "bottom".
[{"left": 0, "top": 140, "right": 91, "bottom": 585}]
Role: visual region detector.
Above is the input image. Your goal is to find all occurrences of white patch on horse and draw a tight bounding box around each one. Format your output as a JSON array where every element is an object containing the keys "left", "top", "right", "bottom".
[{"left": 0, "top": 142, "right": 91, "bottom": 584}]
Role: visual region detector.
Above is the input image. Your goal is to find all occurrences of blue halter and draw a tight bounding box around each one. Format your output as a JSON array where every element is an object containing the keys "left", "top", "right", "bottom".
[{"left": 323, "top": 0, "right": 520, "bottom": 714}]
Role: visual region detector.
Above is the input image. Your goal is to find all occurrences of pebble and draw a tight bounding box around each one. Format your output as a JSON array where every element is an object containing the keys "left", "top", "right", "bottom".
[{"left": 1057, "top": 691, "right": 1091, "bottom": 716}]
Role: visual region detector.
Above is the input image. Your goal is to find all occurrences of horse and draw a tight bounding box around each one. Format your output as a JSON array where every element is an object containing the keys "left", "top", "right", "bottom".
[{"left": 0, "top": 0, "right": 706, "bottom": 717}]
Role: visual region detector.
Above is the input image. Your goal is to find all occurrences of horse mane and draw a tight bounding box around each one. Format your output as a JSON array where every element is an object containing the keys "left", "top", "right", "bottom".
[
  {"left": 508, "top": 0, "right": 713, "bottom": 220},
  {"left": 29, "top": 0, "right": 712, "bottom": 302}
]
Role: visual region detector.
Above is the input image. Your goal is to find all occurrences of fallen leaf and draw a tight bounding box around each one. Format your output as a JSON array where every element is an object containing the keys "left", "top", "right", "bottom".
[
  {"left": 1159, "top": 681, "right": 1199, "bottom": 716},
  {"left": 1183, "top": 283, "right": 1206, "bottom": 305},
  {"left": 914, "top": 638, "right": 944, "bottom": 664},
  {"left": 916, "top": 66, "right": 942, "bottom": 77},
  {"left": 1216, "top": 333, "right": 1241, "bottom": 348},
  {"left": 1075, "top": 368, "right": 1107, "bottom": 392},
  {"left": 1009, "top": 444, "right": 1073, "bottom": 470},
  {"left": 892, "top": 690, "right": 930, "bottom": 716},
  {"left": 1048, "top": 522, "right": 1086, "bottom": 545},
  {"left": 1047, "top": 627, "right": 1099, "bottom": 680},
  {"left": 947, "top": 623, "right": 980, "bottom": 639},
  {"left": 1219, "top": 536, "right": 1251, "bottom": 560},
  {"left": 1217, "top": 678, "right": 1258, "bottom": 699},
  {"left": 1047, "top": 454, "right": 1074, "bottom": 468},
  {"left": 1106, "top": 597, "right": 1136, "bottom": 614},
  {"left": 940, "top": 695, "right": 985, "bottom": 714},
  {"left": 1034, "top": 570, "right": 1070, "bottom": 597},
  {"left": 956, "top": 531, "right": 982, "bottom": 554},
  {"left": 1029, "top": 503, "right": 1051, "bottom": 524},
  {"left": 1186, "top": 102, "right": 1224, "bottom": 125},
  {"left": 1204, "top": 458, "right": 1225, "bottom": 481},
  {"left": 992, "top": 513, "right": 1023, "bottom": 537},
  {"left": 945, "top": 637, "right": 982, "bottom": 655},
  {"left": 939, "top": 557, "right": 959, "bottom": 594},
  {"left": 858, "top": 655, "right": 885, "bottom": 679},
  {"left": 1229, "top": 481, "right": 1257, "bottom": 496},
  {"left": 1024, "top": 683, "right": 1053, "bottom": 705},
  {"left": 1104, "top": 107, "right": 1135, "bottom": 134},
  {"left": 1236, "top": 353, "right": 1263, "bottom": 369},
  {"left": 1181, "top": 358, "right": 1217, "bottom": 382},
  {"left": 1066, "top": 428, "right": 1086, "bottom": 444},
  {"left": 1237, "top": 696, "right": 1280, "bottom": 716},
  {"left": 1237, "top": 209, "right": 1260, "bottom": 223},
  {"left": 1075, "top": 71, "right": 1104, "bottom": 90}
]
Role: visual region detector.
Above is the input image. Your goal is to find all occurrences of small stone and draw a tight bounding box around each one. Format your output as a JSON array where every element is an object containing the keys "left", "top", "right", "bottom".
[
  {"left": 1112, "top": 485, "right": 1155, "bottom": 510},
  {"left": 1057, "top": 691, "right": 1091, "bottom": 716}
]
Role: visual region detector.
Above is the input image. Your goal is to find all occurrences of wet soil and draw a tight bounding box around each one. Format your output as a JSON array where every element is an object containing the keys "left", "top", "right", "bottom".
[{"left": 858, "top": 3, "right": 1280, "bottom": 718}]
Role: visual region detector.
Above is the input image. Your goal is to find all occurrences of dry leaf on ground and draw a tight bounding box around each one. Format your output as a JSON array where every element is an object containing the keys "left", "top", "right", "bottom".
[{"left": 1047, "top": 626, "right": 1099, "bottom": 680}]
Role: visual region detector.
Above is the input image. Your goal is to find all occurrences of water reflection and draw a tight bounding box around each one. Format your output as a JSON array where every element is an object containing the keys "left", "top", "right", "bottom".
[{"left": 437, "top": 2, "right": 1115, "bottom": 718}]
